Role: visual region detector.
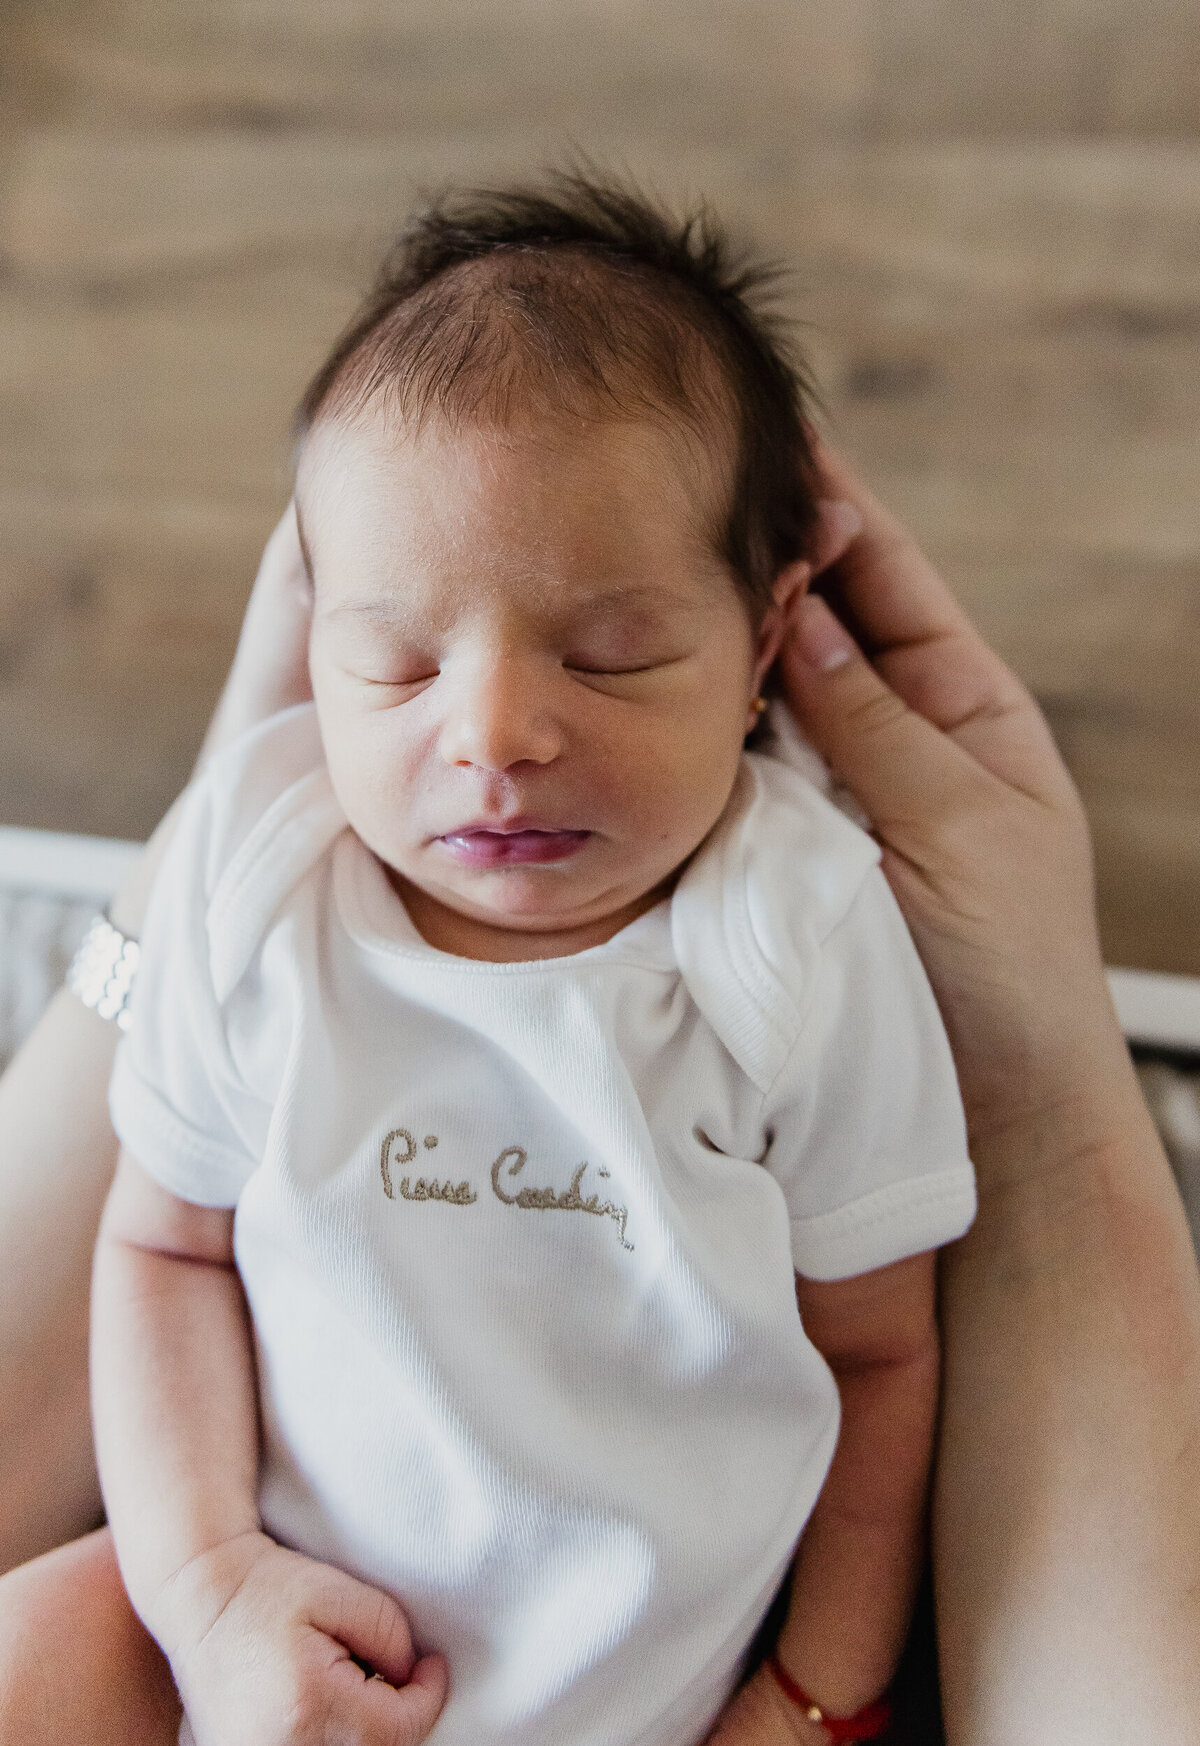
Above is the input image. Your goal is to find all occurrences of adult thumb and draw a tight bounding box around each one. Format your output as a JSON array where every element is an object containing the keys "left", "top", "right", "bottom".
[{"left": 780, "top": 594, "right": 973, "bottom": 828}]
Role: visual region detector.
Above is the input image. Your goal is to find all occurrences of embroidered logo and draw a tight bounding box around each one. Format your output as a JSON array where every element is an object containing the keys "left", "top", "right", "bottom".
[
  {"left": 490, "top": 1147, "right": 634, "bottom": 1250},
  {"left": 379, "top": 1128, "right": 633, "bottom": 1249},
  {"left": 380, "top": 1128, "right": 477, "bottom": 1205}
]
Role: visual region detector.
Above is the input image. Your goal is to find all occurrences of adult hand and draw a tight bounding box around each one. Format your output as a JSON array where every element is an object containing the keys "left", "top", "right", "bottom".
[
  {"left": 0, "top": 504, "right": 324, "bottom": 1736},
  {"left": 787, "top": 453, "right": 1200, "bottom": 1744},
  {"left": 196, "top": 501, "right": 314, "bottom": 768},
  {"left": 782, "top": 449, "right": 1127, "bottom": 1164},
  {"left": 110, "top": 503, "right": 313, "bottom": 937}
]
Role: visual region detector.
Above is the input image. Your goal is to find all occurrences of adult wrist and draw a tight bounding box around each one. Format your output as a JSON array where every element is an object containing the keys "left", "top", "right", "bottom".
[
  {"left": 949, "top": 1084, "right": 1182, "bottom": 1310},
  {"left": 946, "top": 958, "right": 1141, "bottom": 1166},
  {"left": 963, "top": 1021, "right": 1154, "bottom": 1198}
]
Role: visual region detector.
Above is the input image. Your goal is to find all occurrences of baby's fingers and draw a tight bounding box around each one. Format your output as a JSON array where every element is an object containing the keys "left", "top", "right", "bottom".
[
  {"left": 331, "top": 1649, "right": 449, "bottom": 1746},
  {"left": 313, "top": 1564, "right": 449, "bottom": 1741},
  {"left": 314, "top": 1566, "right": 425, "bottom": 1686}
]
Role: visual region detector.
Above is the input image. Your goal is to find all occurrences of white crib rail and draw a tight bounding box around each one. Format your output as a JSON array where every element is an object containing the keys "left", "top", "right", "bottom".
[
  {"left": 0, "top": 825, "right": 142, "bottom": 1069},
  {"left": 0, "top": 818, "right": 1197, "bottom": 1065},
  {"left": 0, "top": 825, "right": 142, "bottom": 902}
]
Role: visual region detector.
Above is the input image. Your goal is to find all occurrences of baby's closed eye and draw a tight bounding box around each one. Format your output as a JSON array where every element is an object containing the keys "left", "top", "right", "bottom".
[
  {"left": 561, "top": 627, "right": 695, "bottom": 678},
  {"left": 563, "top": 650, "right": 683, "bottom": 676},
  {"left": 332, "top": 638, "right": 441, "bottom": 689},
  {"left": 356, "top": 665, "right": 440, "bottom": 689}
]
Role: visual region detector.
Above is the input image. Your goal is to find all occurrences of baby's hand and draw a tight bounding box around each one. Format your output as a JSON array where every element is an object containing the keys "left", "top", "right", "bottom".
[{"left": 160, "top": 1530, "right": 448, "bottom": 1746}]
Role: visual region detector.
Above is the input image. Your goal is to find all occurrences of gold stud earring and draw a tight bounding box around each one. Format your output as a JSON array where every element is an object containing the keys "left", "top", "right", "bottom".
[{"left": 750, "top": 696, "right": 768, "bottom": 716}]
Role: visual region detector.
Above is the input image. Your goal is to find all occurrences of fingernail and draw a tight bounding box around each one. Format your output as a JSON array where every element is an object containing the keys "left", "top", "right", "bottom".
[
  {"left": 817, "top": 499, "right": 864, "bottom": 543},
  {"left": 793, "top": 595, "right": 857, "bottom": 671}
]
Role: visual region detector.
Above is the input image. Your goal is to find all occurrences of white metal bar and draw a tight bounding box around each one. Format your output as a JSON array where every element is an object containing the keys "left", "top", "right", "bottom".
[
  {"left": 0, "top": 825, "right": 142, "bottom": 901},
  {"left": 0, "top": 825, "right": 1198, "bottom": 1052},
  {"left": 1108, "top": 967, "right": 1200, "bottom": 1054}
]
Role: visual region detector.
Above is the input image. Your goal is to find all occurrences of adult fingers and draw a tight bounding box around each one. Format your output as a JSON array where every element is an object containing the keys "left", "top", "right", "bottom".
[
  {"left": 811, "top": 446, "right": 1033, "bottom": 731},
  {"left": 779, "top": 594, "right": 1002, "bottom": 834},
  {"left": 811, "top": 443, "right": 976, "bottom": 654},
  {"left": 197, "top": 503, "right": 315, "bottom": 766},
  {"left": 805, "top": 447, "right": 1073, "bottom": 805},
  {"left": 808, "top": 497, "right": 864, "bottom": 578},
  {"left": 238, "top": 502, "right": 313, "bottom": 673},
  {"left": 255, "top": 500, "right": 309, "bottom": 596}
]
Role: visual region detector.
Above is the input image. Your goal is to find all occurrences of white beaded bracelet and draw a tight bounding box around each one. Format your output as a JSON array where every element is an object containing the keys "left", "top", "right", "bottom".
[{"left": 66, "top": 913, "right": 140, "bottom": 1030}]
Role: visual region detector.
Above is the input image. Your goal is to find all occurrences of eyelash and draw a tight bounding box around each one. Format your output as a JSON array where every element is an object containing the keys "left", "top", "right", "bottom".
[
  {"left": 357, "top": 659, "right": 666, "bottom": 687},
  {"left": 359, "top": 672, "right": 437, "bottom": 690},
  {"left": 563, "top": 660, "right": 659, "bottom": 677}
]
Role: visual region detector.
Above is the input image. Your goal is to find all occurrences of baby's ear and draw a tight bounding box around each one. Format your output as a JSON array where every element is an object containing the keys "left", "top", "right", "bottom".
[
  {"left": 772, "top": 558, "right": 811, "bottom": 615},
  {"left": 754, "top": 560, "right": 811, "bottom": 681}
]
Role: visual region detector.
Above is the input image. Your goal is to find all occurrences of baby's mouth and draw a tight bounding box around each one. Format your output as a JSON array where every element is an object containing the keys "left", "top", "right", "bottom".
[{"left": 439, "top": 827, "right": 591, "bottom": 867}]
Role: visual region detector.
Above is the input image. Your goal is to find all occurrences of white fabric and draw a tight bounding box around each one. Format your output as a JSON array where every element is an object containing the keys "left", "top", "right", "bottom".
[{"left": 110, "top": 703, "right": 974, "bottom": 1746}]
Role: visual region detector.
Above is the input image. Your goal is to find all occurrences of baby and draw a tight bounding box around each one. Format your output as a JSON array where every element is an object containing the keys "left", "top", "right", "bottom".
[{"left": 92, "top": 176, "right": 976, "bottom": 1746}]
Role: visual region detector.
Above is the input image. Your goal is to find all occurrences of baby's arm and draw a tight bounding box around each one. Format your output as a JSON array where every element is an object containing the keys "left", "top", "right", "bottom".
[
  {"left": 91, "top": 1150, "right": 447, "bottom": 1746},
  {"left": 707, "top": 1249, "right": 938, "bottom": 1743},
  {"left": 779, "top": 1250, "right": 938, "bottom": 1716}
]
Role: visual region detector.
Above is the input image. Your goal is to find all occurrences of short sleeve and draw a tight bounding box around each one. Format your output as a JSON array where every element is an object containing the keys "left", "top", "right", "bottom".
[
  {"left": 764, "top": 865, "right": 976, "bottom": 1281},
  {"left": 108, "top": 705, "right": 341, "bottom": 1209},
  {"left": 108, "top": 773, "right": 266, "bottom": 1208}
]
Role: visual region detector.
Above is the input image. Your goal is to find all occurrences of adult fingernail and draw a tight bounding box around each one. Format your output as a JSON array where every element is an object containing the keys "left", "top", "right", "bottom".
[
  {"left": 793, "top": 595, "right": 857, "bottom": 671},
  {"left": 817, "top": 499, "right": 864, "bottom": 544}
]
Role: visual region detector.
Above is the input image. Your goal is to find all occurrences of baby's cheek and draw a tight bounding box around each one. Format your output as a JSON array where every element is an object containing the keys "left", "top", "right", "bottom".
[
  {"left": 608, "top": 749, "right": 727, "bottom": 860},
  {"left": 321, "top": 716, "right": 401, "bottom": 830}
]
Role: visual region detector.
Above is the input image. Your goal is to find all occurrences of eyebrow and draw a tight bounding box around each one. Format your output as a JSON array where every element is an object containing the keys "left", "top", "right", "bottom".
[
  {"left": 320, "top": 584, "right": 704, "bottom": 625},
  {"left": 567, "top": 585, "right": 704, "bottom": 618},
  {"left": 320, "top": 598, "right": 412, "bottom": 624}
]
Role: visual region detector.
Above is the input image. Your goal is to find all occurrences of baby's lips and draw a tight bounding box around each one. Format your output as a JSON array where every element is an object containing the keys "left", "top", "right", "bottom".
[{"left": 439, "top": 827, "right": 591, "bottom": 867}]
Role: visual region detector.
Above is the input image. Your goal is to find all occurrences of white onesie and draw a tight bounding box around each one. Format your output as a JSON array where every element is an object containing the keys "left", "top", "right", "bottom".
[{"left": 110, "top": 702, "right": 975, "bottom": 1746}]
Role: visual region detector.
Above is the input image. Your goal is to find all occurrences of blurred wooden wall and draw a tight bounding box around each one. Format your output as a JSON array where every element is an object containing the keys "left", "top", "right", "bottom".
[{"left": 0, "top": 0, "right": 1197, "bottom": 970}]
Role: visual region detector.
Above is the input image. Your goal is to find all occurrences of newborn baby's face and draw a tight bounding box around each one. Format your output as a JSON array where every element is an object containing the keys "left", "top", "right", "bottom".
[{"left": 300, "top": 409, "right": 780, "bottom": 959}]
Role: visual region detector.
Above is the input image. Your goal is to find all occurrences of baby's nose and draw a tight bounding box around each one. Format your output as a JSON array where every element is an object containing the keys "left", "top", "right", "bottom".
[{"left": 438, "top": 657, "right": 564, "bottom": 771}]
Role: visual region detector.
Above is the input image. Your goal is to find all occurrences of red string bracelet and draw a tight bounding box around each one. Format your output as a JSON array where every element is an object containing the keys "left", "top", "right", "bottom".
[{"left": 765, "top": 1654, "right": 893, "bottom": 1742}]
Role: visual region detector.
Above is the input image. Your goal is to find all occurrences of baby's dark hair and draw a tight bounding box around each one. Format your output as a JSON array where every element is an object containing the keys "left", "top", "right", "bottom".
[{"left": 297, "top": 171, "right": 821, "bottom": 608}]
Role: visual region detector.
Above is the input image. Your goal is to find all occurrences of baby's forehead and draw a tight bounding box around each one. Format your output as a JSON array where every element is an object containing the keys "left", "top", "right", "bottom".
[
  {"left": 299, "top": 389, "right": 724, "bottom": 494},
  {"left": 297, "top": 406, "right": 734, "bottom": 598}
]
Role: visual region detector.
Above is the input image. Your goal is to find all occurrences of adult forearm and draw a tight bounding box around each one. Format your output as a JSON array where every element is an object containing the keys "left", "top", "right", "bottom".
[
  {"left": 0, "top": 799, "right": 185, "bottom": 1574},
  {"left": 0, "top": 506, "right": 306, "bottom": 1578},
  {"left": 90, "top": 1235, "right": 261, "bottom": 1635},
  {"left": 936, "top": 1043, "right": 1200, "bottom": 1742},
  {"left": 0, "top": 989, "right": 120, "bottom": 1571}
]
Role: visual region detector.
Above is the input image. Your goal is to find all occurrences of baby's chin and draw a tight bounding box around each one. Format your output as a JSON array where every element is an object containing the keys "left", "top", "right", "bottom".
[{"left": 386, "top": 862, "right": 670, "bottom": 959}]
